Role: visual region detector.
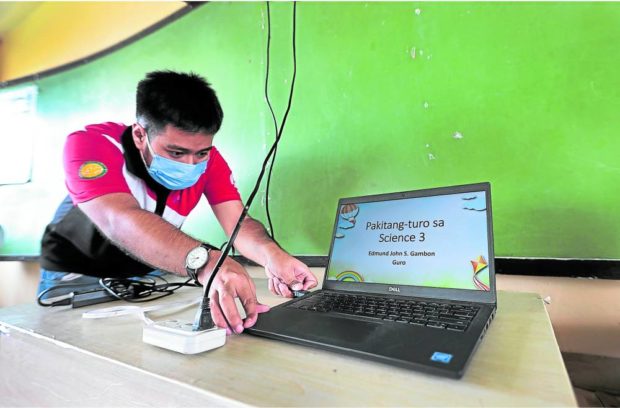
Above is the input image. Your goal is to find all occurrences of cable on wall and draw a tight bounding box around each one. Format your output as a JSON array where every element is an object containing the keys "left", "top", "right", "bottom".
[{"left": 263, "top": 1, "right": 298, "bottom": 243}]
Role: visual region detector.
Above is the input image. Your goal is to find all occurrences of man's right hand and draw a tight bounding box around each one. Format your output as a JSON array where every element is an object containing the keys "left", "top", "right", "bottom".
[{"left": 197, "top": 251, "right": 270, "bottom": 335}]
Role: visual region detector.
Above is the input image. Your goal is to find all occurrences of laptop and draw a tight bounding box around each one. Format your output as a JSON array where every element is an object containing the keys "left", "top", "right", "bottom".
[{"left": 247, "top": 182, "right": 497, "bottom": 378}]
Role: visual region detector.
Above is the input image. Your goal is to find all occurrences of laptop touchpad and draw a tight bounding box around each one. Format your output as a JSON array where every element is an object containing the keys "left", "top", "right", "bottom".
[{"left": 290, "top": 316, "right": 382, "bottom": 345}]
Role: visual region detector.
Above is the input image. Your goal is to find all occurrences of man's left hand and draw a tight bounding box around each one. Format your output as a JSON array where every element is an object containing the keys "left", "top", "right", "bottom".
[{"left": 264, "top": 251, "right": 318, "bottom": 298}]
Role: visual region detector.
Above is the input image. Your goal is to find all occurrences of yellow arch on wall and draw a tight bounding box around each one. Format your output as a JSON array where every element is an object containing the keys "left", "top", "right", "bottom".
[{"left": 0, "top": 2, "right": 185, "bottom": 82}]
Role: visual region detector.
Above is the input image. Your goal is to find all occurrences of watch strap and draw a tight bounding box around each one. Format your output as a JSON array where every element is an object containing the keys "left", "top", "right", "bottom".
[{"left": 187, "top": 265, "right": 199, "bottom": 282}]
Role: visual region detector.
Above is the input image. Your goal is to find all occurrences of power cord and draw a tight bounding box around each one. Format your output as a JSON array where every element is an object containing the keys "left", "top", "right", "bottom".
[
  {"left": 37, "top": 275, "right": 200, "bottom": 307},
  {"left": 193, "top": 2, "right": 299, "bottom": 331},
  {"left": 99, "top": 275, "right": 199, "bottom": 303},
  {"left": 263, "top": 1, "right": 298, "bottom": 243},
  {"left": 263, "top": 1, "right": 279, "bottom": 241}
]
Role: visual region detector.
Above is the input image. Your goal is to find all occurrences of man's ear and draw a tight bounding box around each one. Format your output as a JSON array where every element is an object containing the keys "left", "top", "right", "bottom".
[{"left": 132, "top": 124, "right": 147, "bottom": 149}]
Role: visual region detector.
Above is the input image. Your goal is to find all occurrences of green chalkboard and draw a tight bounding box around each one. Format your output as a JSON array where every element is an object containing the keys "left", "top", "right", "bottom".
[{"left": 1, "top": 2, "right": 619, "bottom": 260}]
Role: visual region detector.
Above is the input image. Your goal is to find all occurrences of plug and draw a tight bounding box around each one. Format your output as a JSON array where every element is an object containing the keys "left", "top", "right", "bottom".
[{"left": 192, "top": 298, "right": 216, "bottom": 331}]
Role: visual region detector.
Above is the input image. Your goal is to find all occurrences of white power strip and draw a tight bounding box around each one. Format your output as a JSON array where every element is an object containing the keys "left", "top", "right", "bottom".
[{"left": 143, "top": 319, "right": 226, "bottom": 354}]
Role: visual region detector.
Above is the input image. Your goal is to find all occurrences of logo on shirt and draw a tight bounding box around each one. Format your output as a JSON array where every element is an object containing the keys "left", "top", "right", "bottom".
[{"left": 79, "top": 161, "right": 107, "bottom": 179}]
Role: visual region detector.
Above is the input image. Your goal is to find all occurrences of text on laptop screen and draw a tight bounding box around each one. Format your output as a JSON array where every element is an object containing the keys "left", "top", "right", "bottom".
[{"left": 326, "top": 191, "right": 491, "bottom": 291}]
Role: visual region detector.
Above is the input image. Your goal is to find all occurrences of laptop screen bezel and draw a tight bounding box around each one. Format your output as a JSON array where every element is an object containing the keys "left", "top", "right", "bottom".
[{"left": 322, "top": 182, "right": 497, "bottom": 305}]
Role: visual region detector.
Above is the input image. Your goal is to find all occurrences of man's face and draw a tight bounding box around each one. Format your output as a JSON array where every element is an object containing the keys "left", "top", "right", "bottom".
[{"left": 132, "top": 124, "right": 214, "bottom": 166}]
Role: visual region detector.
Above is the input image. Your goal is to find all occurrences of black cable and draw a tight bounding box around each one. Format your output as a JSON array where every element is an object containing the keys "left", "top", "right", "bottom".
[
  {"left": 274, "top": 2, "right": 298, "bottom": 159},
  {"left": 193, "top": 2, "right": 299, "bottom": 331},
  {"left": 38, "top": 275, "right": 200, "bottom": 307},
  {"left": 205, "top": 1, "right": 297, "bottom": 299},
  {"left": 99, "top": 275, "right": 199, "bottom": 303},
  {"left": 263, "top": 1, "right": 279, "bottom": 241},
  {"left": 264, "top": 1, "right": 298, "bottom": 243}
]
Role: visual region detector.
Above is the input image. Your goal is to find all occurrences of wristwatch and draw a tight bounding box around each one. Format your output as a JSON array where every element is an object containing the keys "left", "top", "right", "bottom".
[{"left": 185, "top": 243, "right": 211, "bottom": 282}]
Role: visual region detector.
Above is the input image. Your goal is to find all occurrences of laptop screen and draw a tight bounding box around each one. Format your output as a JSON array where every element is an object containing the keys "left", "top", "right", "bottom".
[{"left": 326, "top": 190, "right": 491, "bottom": 291}]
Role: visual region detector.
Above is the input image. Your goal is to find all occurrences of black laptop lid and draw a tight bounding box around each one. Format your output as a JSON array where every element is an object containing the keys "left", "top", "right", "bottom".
[{"left": 323, "top": 183, "right": 496, "bottom": 304}]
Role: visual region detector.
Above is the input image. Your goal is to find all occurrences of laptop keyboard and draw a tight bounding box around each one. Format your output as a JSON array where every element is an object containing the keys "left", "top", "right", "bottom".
[{"left": 286, "top": 292, "right": 479, "bottom": 332}]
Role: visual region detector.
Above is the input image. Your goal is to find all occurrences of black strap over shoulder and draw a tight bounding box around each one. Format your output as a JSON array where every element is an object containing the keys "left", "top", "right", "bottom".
[{"left": 120, "top": 126, "right": 170, "bottom": 216}]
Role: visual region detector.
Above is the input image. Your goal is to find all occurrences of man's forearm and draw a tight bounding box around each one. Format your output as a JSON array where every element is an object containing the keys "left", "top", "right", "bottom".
[
  {"left": 234, "top": 217, "right": 283, "bottom": 266},
  {"left": 79, "top": 194, "right": 205, "bottom": 276},
  {"left": 105, "top": 207, "right": 201, "bottom": 275}
]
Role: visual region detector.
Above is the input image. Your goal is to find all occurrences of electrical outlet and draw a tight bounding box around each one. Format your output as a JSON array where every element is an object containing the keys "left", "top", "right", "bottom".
[{"left": 143, "top": 319, "right": 226, "bottom": 354}]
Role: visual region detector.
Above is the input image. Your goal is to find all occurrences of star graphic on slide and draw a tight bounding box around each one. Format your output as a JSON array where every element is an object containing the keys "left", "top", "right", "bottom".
[{"left": 471, "top": 256, "right": 488, "bottom": 274}]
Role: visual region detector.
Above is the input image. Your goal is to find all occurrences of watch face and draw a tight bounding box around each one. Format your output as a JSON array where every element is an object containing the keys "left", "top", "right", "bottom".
[{"left": 187, "top": 246, "right": 209, "bottom": 269}]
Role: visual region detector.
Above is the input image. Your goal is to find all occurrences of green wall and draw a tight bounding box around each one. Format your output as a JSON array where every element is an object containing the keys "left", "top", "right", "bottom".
[{"left": 1, "top": 2, "right": 619, "bottom": 260}]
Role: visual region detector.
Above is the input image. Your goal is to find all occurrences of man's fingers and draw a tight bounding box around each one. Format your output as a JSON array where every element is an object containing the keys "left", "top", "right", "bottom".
[
  {"left": 274, "top": 265, "right": 303, "bottom": 290},
  {"left": 268, "top": 277, "right": 278, "bottom": 295},
  {"left": 271, "top": 277, "right": 283, "bottom": 296},
  {"left": 241, "top": 301, "right": 258, "bottom": 329},
  {"left": 301, "top": 272, "right": 319, "bottom": 290},
  {"left": 302, "top": 280, "right": 318, "bottom": 290},
  {"left": 293, "top": 262, "right": 318, "bottom": 290},
  {"left": 278, "top": 281, "right": 293, "bottom": 298},
  {"left": 209, "top": 294, "right": 233, "bottom": 335},
  {"left": 249, "top": 275, "right": 257, "bottom": 292},
  {"left": 256, "top": 303, "right": 270, "bottom": 313},
  {"left": 243, "top": 301, "right": 271, "bottom": 328},
  {"left": 217, "top": 287, "right": 244, "bottom": 334},
  {"left": 236, "top": 282, "right": 260, "bottom": 329}
]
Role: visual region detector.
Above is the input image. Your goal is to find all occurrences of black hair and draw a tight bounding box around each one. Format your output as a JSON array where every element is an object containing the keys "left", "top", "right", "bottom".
[{"left": 136, "top": 70, "right": 223, "bottom": 136}]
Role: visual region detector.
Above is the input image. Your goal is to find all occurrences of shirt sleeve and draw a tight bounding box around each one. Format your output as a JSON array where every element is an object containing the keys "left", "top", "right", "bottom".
[
  {"left": 203, "top": 148, "right": 242, "bottom": 205},
  {"left": 63, "top": 126, "right": 131, "bottom": 204}
]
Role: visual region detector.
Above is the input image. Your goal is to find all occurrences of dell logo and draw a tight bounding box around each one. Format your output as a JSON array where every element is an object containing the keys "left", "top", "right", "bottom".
[{"left": 388, "top": 287, "right": 400, "bottom": 292}]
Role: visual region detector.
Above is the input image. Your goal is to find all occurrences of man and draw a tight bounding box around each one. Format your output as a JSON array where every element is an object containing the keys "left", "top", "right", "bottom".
[{"left": 39, "top": 71, "right": 317, "bottom": 334}]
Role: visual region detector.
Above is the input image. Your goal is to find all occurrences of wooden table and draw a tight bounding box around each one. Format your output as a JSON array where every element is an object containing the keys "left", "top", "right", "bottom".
[{"left": 0, "top": 267, "right": 577, "bottom": 406}]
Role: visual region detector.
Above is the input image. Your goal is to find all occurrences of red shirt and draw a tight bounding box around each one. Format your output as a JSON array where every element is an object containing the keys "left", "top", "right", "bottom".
[
  {"left": 39, "top": 122, "right": 241, "bottom": 277},
  {"left": 63, "top": 122, "right": 240, "bottom": 227}
]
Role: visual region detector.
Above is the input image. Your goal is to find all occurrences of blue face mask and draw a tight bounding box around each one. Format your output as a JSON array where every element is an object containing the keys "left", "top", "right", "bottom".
[{"left": 143, "top": 135, "right": 208, "bottom": 190}]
